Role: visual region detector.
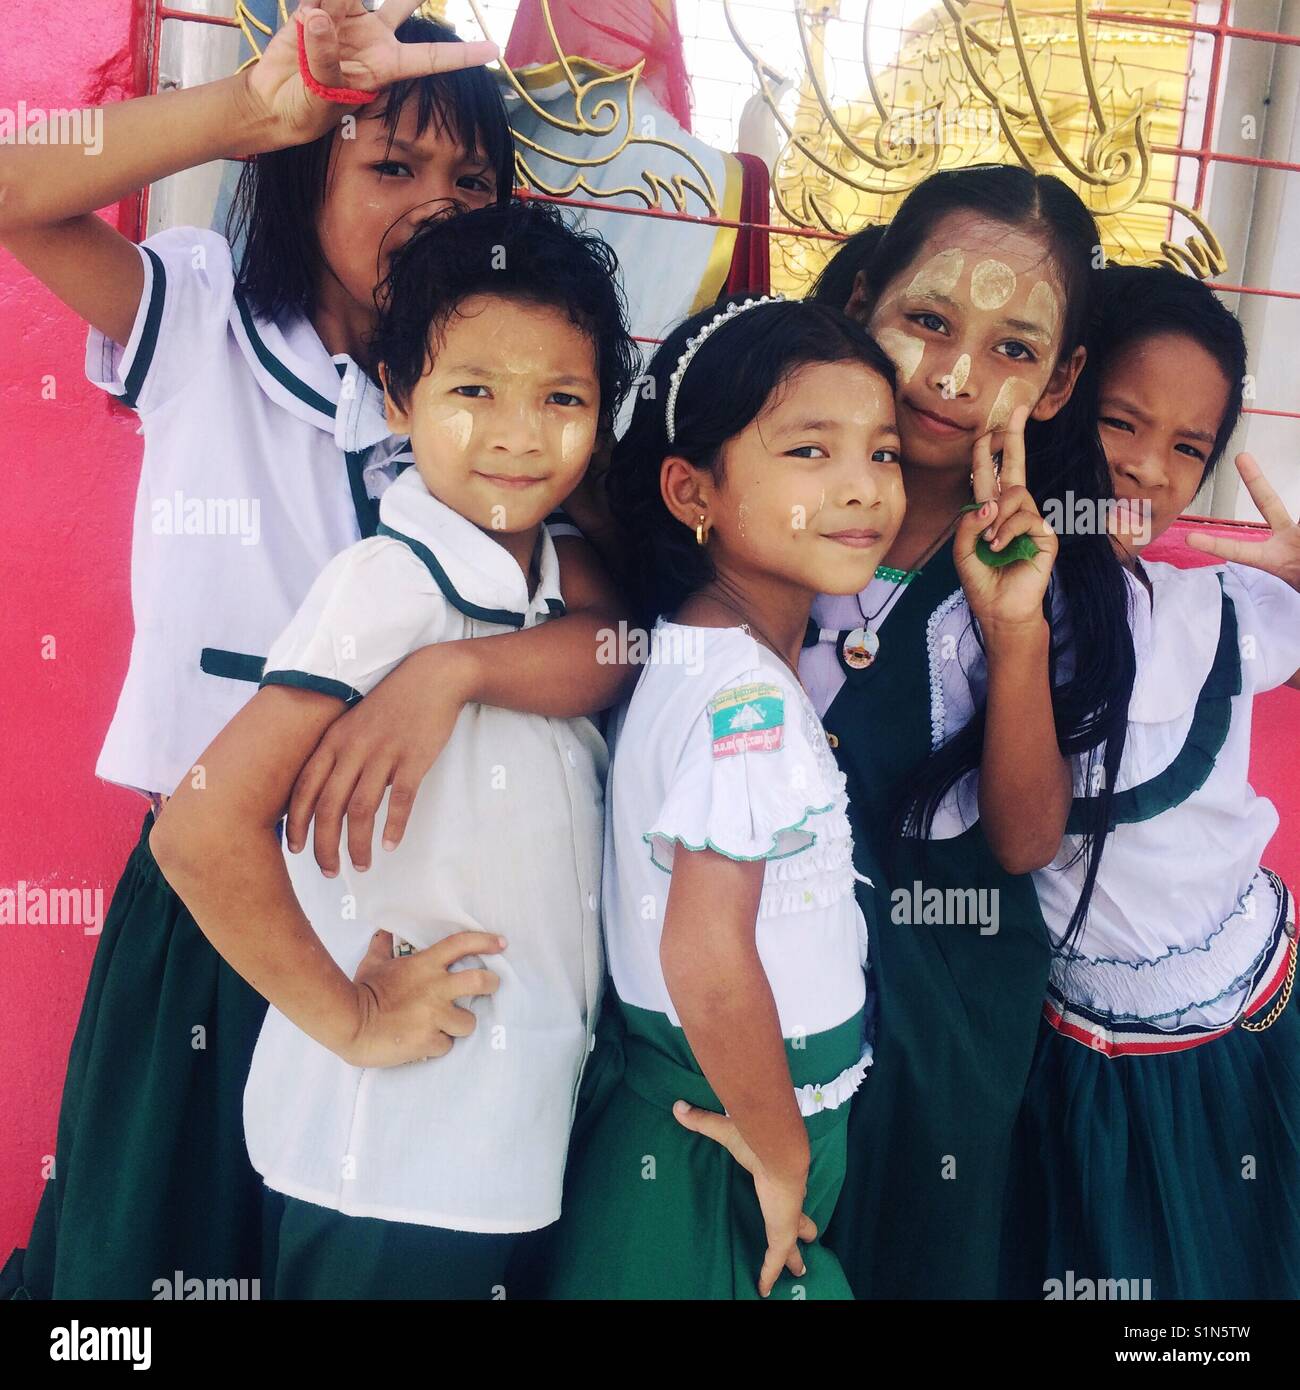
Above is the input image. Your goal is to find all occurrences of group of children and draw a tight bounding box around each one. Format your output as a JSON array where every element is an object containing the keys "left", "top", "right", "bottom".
[{"left": 2, "top": 2, "right": 1297, "bottom": 1301}]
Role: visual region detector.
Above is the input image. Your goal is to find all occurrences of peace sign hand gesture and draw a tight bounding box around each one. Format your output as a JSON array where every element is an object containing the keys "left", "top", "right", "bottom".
[
  {"left": 243, "top": 1, "right": 498, "bottom": 150},
  {"left": 954, "top": 405, "right": 1059, "bottom": 635},
  {"left": 1185, "top": 453, "right": 1300, "bottom": 592}
]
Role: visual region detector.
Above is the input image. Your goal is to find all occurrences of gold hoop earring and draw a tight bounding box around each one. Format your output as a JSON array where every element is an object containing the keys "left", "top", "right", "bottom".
[{"left": 695, "top": 515, "right": 710, "bottom": 546}]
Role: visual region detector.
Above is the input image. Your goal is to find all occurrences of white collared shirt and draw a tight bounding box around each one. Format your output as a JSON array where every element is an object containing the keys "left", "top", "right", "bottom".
[
  {"left": 243, "top": 468, "right": 607, "bottom": 1232},
  {"left": 1034, "top": 560, "right": 1300, "bottom": 1028},
  {"left": 87, "top": 227, "right": 585, "bottom": 799},
  {"left": 86, "top": 227, "right": 411, "bottom": 797}
]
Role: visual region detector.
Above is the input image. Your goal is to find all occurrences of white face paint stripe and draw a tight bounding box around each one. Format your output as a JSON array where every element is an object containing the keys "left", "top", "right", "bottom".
[
  {"left": 949, "top": 353, "right": 971, "bottom": 394},
  {"left": 986, "top": 378, "right": 1016, "bottom": 432},
  {"left": 439, "top": 409, "right": 474, "bottom": 451},
  {"left": 1026, "top": 279, "right": 1060, "bottom": 335},
  {"left": 876, "top": 328, "right": 925, "bottom": 384},
  {"left": 969, "top": 259, "right": 1017, "bottom": 311}
]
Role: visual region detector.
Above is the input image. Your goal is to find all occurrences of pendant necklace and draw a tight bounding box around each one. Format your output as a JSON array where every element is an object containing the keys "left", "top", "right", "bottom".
[{"left": 840, "top": 521, "right": 958, "bottom": 670}]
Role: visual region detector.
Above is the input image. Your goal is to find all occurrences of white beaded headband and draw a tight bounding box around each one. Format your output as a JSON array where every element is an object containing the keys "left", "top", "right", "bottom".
[{"left": 664, "top": 294, "right": 785, "bottom": 443}]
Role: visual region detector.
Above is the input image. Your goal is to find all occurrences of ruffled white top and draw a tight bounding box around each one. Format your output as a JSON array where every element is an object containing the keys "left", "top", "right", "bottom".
[
  {"left": 604, "top": 620, "right": 872, "bottom": 1115},
  {"left": 1034, "top": 561, "right": 1300, "bottom": 1028}
]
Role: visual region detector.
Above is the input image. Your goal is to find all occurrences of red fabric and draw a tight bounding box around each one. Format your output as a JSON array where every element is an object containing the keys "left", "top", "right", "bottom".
[
  {"left": 724, "top": 151, "right": 771, "bottom": 296},
  {"left": 504, "top": 0, "right": 692, "bottom": 133}
]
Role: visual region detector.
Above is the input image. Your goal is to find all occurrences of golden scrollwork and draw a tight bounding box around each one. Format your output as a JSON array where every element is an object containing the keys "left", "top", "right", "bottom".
[{"left": 734, "top": 1, "right": 1223, "bottom": 293}]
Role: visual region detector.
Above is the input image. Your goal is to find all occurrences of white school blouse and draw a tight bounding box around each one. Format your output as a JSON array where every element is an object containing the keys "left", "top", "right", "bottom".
[
  {"left": 86, "top": 226, "right": 581, "bottom": 798},
  {"left": 1033, "top": 560, "right": 1300, "bottom": 1032},
  {"left": 604, "top": 622, "right": 873, "bottom": 1110},
  {"left": 242, "top": 468, "right": 606, "bottom": 1233}
]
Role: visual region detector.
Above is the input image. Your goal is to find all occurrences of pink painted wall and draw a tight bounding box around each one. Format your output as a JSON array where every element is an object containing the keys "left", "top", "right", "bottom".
[
  {"left": 0, "top": 0, "right": 146, "bottom": 1252},
  {"left": 0, "top": 1, "right": 1296, "bottom": 1259}
]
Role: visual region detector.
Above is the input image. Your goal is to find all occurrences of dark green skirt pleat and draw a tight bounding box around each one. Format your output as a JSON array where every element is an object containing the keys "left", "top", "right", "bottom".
[
  {"left": 1004, "top": 995, "right": 1300, "bottom": 1300},
  {"left": 8, "top": 813, "right": 268, "bottom": 1299},
  {"left": 271, "top": 1196, "right": 518, "bottom": 1300},
  {"left": 823, "top": 833, "right": 1051, "bottom": 1299},
  {"left": 541, "top": 998, "right": 862, "bottom": 1300}
]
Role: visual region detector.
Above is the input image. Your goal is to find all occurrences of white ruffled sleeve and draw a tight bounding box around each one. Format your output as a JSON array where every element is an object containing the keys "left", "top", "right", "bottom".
[
  {"left": 646, "top": 669, "right": 841, "bottom": 872},
  {"left": 1225, "top": 562, "right": 1300, "bottom": 694}
]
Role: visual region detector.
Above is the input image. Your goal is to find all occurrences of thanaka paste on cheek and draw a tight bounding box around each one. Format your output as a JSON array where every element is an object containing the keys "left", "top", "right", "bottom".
[
  {"left": 440, "top": 409, "right": 474, "bottom": 451},
  {"left": 560, "top": 421, "right": 586, "bottom": 465},
  {"left": 875, "top": 328, "right": 924, "bottom": 384},
  {"left": 969, "top": 259, "right": 1017, "bottom": 311},
  {"left": 904, "top": 249, "right": 965, "bottom": 299},
  {"left": 985, "top": 378, "right": 1018, "bottom": 432}
]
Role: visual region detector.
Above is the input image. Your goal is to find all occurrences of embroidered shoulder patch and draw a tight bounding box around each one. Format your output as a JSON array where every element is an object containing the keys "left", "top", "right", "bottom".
[{"left": 709, "top": 682, "right": 786, "bottom": 758}]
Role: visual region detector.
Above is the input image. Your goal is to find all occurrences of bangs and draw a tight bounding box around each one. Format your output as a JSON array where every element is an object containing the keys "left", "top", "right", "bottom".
[{"left": 379, "top": 25, "right": 515, "bottom": 201}]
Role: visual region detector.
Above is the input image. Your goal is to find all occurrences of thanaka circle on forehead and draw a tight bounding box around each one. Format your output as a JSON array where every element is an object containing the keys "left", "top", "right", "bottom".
[
  {"left": 875, "top": 327, "right": 925, "bottom": 384},
  {"left": 969, "top": 259, "right": 1017, "bottom": 311},
  {"left": 904, "top": 248, "right": 965, "bottom": 300}
]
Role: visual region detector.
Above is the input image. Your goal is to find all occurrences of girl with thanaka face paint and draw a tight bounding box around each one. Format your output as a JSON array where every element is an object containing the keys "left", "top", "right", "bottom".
[
  {"left": 539, "top": 297, "right": 905, "bottom": 1299},
  {"left": 803, "top": 165, "right": 1136, "bottom": 1299},
  {"left": 0, "top": 5, "right": 636, "bottom": 1300},
  {"left": 1008, "top": 265, "right": 1300, "bottom": 1300}
]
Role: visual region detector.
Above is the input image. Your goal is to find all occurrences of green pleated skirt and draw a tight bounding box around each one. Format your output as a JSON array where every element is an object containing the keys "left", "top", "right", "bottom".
[
  {"left": 4, "top": 813, "right": 268, "bottom": 1300},
  {"left": 1003, "top": 983, "right": 1300, "bottom": 1300},
  {"left": 269, "top": 1195, "right": 519, "bottom": 1300},
  {"left": 540, "top": 997, "right": 865, "bottom": 1300},
  {"left": 821, "top": 834, "right": 1052, "bottom": 1300}
]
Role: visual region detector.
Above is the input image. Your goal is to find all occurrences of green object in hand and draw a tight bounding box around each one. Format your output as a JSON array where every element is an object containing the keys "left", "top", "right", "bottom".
[{"left": 959, "top": 502, "right": 1041, "bottom": 567}]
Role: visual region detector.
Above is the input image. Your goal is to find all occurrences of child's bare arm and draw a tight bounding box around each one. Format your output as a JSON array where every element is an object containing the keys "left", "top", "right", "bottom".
[
  {"left": 149, "top": 684, "right": 503, "bottom": 1066},
  {"left": 286, "top": 536, "right": 638, "bottom": 874},
  {"left": 0, "top": 2, "right": 495, "bottom": 345},
  {"left": 660, "top": 846, "right": 816, "bottom": 1296}
]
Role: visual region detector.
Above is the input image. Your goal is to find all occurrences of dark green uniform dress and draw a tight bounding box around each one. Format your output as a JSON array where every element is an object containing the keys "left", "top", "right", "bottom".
[
  {"left": 3, "top": 814, "right": 268, "bottom": 1300},
  {"left": 808, "top": 541, "right": 1053, "bottom": 1299}
]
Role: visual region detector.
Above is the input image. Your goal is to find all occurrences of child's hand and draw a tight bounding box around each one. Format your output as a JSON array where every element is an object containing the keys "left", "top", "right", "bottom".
[
  {"left": 673, "top": 1101, "right": 816, "bottom": 1298},
  {"left": 1186, "top": 453, "right": 1300, "bottom": 591},
  {"left": 286, "top": 644, "right": 477, "bottom": 876},
  {"left": 955, "top": 405, "right": 1058, "bottom": 637},
  {"left": 244, "top": 1, "right": 498, "bottom": 150},
  {"left": 342, "top": 928, "right": 505, "bottom": 1068}
]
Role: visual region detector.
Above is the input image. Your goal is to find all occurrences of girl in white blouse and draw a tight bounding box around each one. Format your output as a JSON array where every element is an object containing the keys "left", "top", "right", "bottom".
[
  {"left": 1008, "top": 265, "right": 1300, "bottom": 1299},
  {"left": 152, "top": 199, "right": 638, "bottom": 1299},
  {"left": 542, "top": 294, "right": 913, "bottom": 1299}
]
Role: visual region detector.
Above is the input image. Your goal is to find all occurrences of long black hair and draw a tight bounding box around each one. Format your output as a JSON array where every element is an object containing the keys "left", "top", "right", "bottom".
[
  {"left": 228, "top": 16, "right": 515, "bottom": 324},
  {"left": 1091, "top": 263, "right": 1247, "bottom": 489},
  {"left": 606, "top": 295, "right": 897, "bottom": 626},
  {"left": 373, "top": 198, "right": 637, "bottom": 439},
  {"left": 814, "top": 165, "right": 1137, "bottom": 944}
]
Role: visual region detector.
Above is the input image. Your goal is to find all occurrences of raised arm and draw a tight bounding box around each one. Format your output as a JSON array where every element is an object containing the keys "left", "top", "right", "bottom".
[
  {"left": 149, "top": 683, "right": 503, "bottom": 1067},
  {"left": 957, "top": 409, "right": 1072, "bottom": 872},
  {"left": 0, "top": 1, "right": 496, "bottom": 344}
]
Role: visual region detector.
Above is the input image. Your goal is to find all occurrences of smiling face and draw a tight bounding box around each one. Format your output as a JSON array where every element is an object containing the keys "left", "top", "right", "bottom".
[
  {"left": 859, "top": 210, "right": 1083, "bottom": 473},
  {"left": 1099, "top": 331, "right": 1230, "bottom": 553},
  {"left": 383, "top": 294, "right": 599, "bottom": 543},
  {"left": 316, "top": 99, "right": 499, "bottom": 315},
  {"left": 668, "top": 360, "right": 905, "bottom": 598}
]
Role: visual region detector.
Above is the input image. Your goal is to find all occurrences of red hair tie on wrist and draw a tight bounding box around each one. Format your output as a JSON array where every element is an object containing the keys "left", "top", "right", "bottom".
[{"left": 297, "top": 22, "right": 377, "bottom": 105}]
